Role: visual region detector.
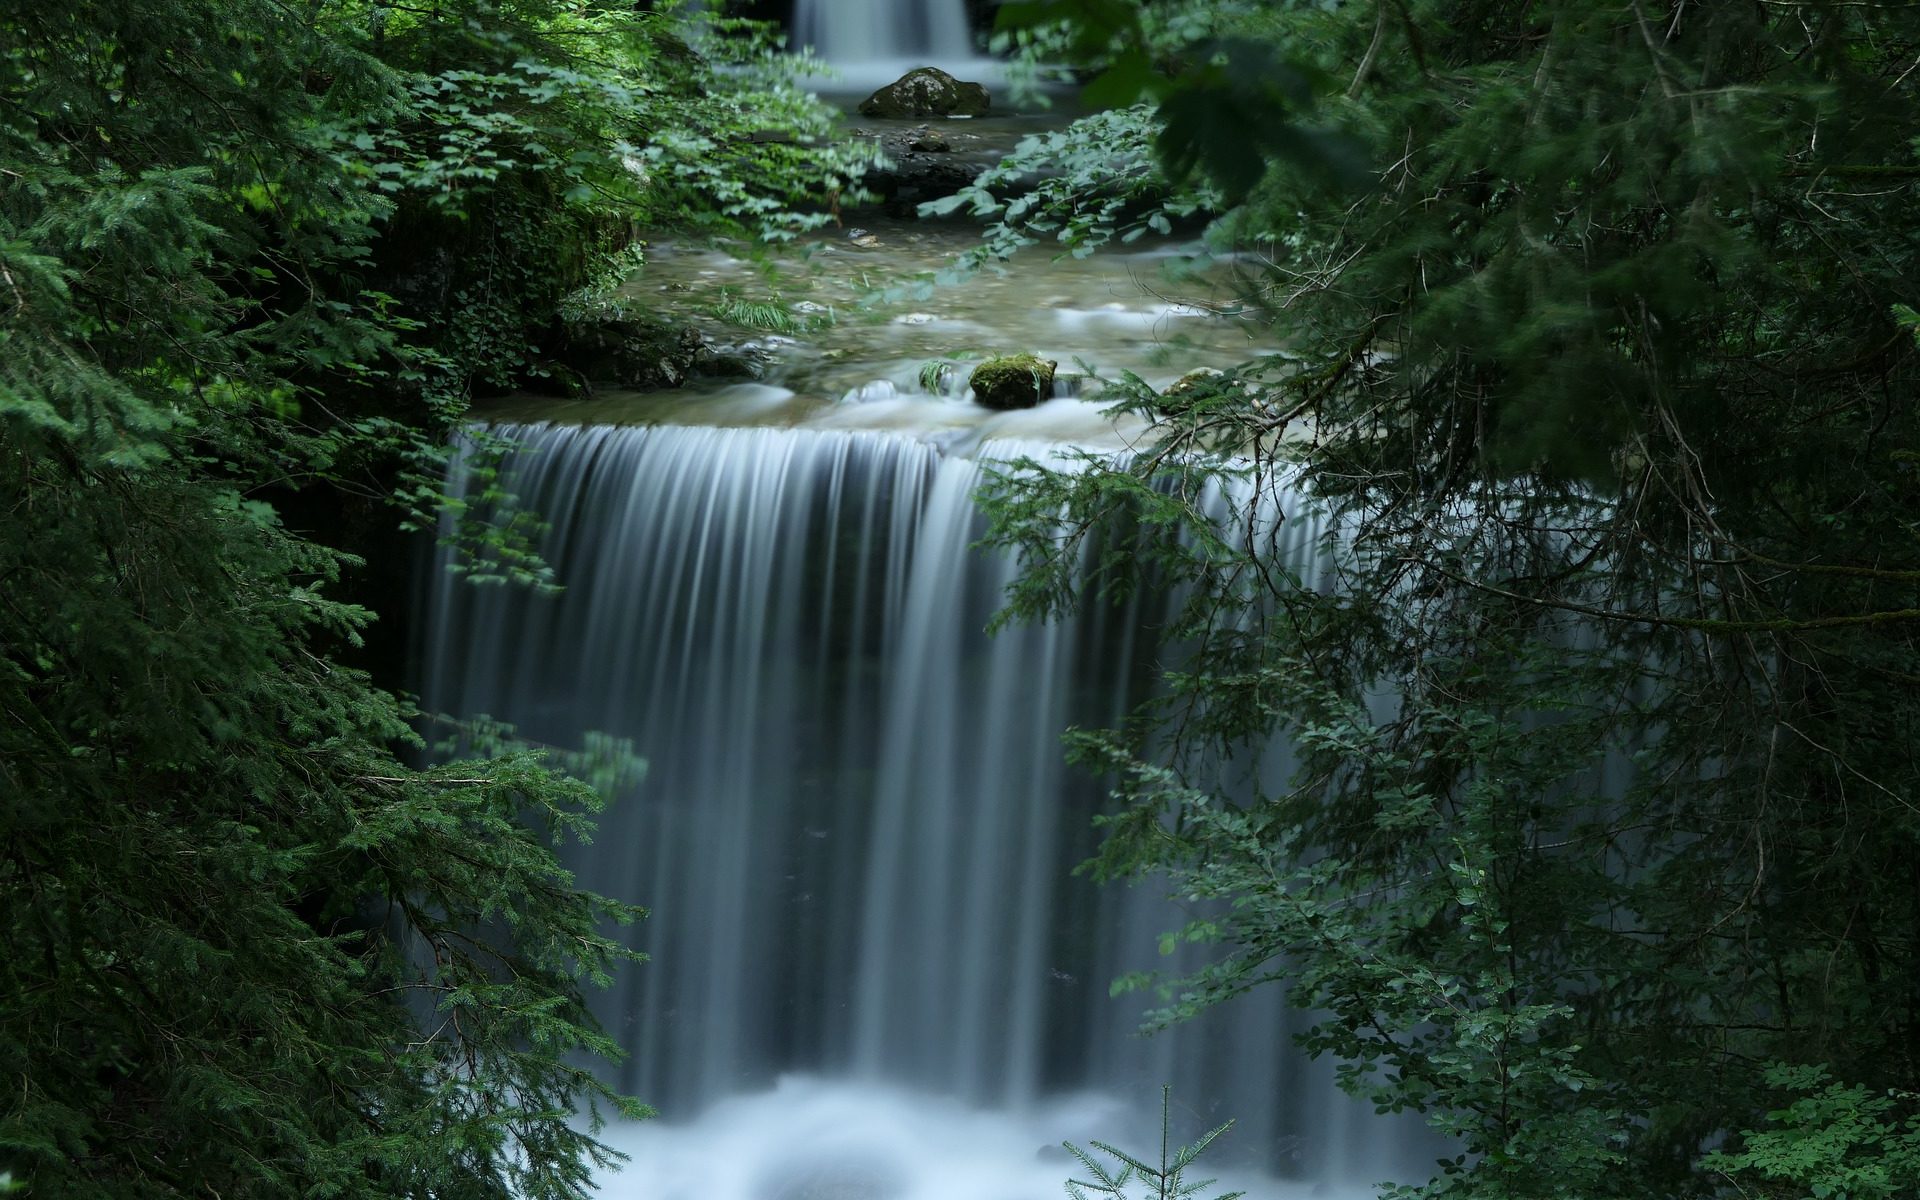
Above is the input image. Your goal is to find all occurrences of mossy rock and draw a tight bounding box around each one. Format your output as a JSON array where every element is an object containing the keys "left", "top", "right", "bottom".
[
  {"left": 858, "top": 67, "right": 990, "bottom": 119},
  {"left": 968, "top": 354, "right": 1057, "bottom": 411}
]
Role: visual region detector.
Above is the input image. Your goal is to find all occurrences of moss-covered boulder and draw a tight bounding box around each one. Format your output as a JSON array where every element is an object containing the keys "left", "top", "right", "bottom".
[
  {"left": 858, "top": 67, "right": 989, "bottom": 119},
  {"left": 968, "top": 354, "right": 1057, "bottom": 411}
]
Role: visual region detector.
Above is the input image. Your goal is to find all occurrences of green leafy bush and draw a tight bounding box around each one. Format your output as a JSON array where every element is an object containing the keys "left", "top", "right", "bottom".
[{"left": 1705, "top": 1066, "right": 1920, "bottom": 1200}]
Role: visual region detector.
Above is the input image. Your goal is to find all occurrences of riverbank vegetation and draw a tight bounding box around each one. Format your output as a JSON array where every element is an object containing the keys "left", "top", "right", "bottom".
[
  {"left": 980, "top": 1, "right": 1920, "bottom": 1197},
  {"left": 0, "top": 2, "right": 859, "bottom": 1196}
]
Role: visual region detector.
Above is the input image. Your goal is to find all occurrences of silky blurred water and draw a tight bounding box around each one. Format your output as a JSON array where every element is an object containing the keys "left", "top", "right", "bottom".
[{"left": 421, "top": 424, "right": 1439, "bottom": 1197}]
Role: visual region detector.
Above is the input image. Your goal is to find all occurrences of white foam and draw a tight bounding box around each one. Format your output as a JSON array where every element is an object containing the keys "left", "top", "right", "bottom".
[{"left": 592, "top": 1077, "right": 1369, "bottom": 1200}]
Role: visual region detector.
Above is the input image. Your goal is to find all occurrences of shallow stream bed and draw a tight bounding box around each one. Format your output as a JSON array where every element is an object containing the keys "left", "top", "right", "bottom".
[{"left": 479, "top": 210, "right": 1286, "bottom": 453}]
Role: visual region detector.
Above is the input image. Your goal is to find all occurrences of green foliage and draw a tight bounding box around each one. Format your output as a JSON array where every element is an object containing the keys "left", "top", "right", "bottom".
[
  {"left": 0, "top": 425, "right": 648, "bottom": 1198},
  {"left": 431, "top": 713, "right": 649, "bottom": 803},
  {"left": 983, "top": 2, "right": 1920, "bottom": 1198},
  {"left": 705, "top": 290, "right": 835, "bottom": 334},
  {"left": 0, "top": 0, "right": 864, "bottom": 1196},
  {"left": 932, "top": 0, "right": 1360, "bottom": 263},
  {"left": 1063, "top": 1089, "right": 1245, "bottom": 1200},
  {"left": 428, "top": 424, "right": 564, "bottom": 591},
  {"left": 920, "top": 358, "right": 961, "bottom": 393},
  {"left": 1704, "top": 1066, "right": 1920, "bottom": 1200},
  {"left": 920, "top": 104, "right": 1219, "bottom": 266}
]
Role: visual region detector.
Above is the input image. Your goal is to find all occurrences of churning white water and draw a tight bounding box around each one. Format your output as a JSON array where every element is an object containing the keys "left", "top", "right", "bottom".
[
  {"left": 593, "top": 1076, "right": 1395, "bottom": 1200},
  {"left": 420, "top": 423, "right": 1437, "bottom": 1197}
]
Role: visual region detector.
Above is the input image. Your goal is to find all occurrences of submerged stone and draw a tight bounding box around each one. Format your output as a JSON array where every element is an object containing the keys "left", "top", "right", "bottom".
[
  {"left": 906, "top": 125, "right": 951, "bottom": 153},
  {"left": 858, "top": 67, "right": 989, "bottom": 119},
  {"left": 968, "top": 353, "right": 1057, "bottom": 411},
  {"left": 859, "top": 122, "right": 981, "bottom": 216}
]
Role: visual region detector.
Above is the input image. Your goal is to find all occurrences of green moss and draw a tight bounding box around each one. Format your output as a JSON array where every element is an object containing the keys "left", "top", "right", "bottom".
[{"left": 968, "top": 354, "right": 1058, "bottom": 410}]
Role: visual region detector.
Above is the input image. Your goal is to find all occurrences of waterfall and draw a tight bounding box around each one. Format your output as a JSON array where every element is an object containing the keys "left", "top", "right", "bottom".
[
  {"left": 792, "top": 0, "right": 973, "bottom": 73},
  {"left": 420, "top": 423, "right": 1435, "bottom": 1198}
]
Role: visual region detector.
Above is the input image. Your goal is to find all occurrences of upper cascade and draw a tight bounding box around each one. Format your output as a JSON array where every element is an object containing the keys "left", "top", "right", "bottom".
[{"left": 792, "top": 0, "right": 973, "bottom": 72}]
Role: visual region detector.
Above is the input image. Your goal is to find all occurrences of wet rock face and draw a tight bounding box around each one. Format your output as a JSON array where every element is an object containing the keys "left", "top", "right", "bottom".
[
  {"left": 968, "top": 353, "right": 1058, "bottom": 410},
  {"left": 695, "top": 334, "right": 797, "bottom": 381},
  {"left": 857, "top": 66, "right": 989, "bottom": 119},
  {"left": 550, "top": 315, "right": 703, "bottom": 392}
]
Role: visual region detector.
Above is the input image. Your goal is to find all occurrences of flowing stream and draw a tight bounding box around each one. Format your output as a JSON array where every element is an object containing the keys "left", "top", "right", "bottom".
[{"left": 477, "top": 215, "right": 1286, "bottom": 448}]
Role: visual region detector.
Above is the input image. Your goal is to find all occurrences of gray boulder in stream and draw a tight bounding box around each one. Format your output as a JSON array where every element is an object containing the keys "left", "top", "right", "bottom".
[{"left": 858, "top": 67, "right": 989, "bottom": 119}]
